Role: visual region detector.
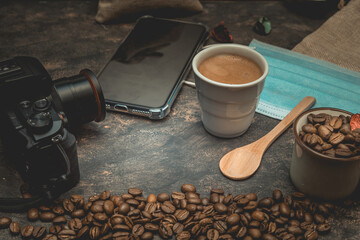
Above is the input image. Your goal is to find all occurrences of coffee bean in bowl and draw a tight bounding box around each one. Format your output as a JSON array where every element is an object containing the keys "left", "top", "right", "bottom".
[{"left": 291, "top": 108, "right": 360, "bottom": 200}]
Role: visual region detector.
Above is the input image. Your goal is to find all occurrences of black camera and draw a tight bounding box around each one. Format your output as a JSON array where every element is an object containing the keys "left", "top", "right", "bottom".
[{"left": 0, "top": 56, "right": 105, "bottom": 205}]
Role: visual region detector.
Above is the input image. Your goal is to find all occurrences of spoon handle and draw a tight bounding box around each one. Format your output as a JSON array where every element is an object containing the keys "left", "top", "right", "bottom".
[{"left": 259, "top": 96, "right": 316, "bottom": 150}]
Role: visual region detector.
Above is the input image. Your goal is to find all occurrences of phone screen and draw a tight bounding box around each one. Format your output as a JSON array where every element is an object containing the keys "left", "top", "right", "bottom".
[{"left": 98, "top": 17, "right": 208, "bottom": 116}]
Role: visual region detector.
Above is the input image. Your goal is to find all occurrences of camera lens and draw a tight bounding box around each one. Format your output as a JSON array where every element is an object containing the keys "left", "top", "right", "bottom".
[{"left": 51, "top": 69, "right": 106, "bottom": 126}]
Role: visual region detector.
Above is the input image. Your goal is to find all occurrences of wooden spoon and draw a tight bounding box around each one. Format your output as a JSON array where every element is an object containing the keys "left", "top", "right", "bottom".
[{"left": 219, "top": 96, "right": 316, "bottom": 180}]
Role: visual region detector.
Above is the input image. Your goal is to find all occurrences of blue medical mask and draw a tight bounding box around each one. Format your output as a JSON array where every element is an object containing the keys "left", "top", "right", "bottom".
[{"left": 250, "top": 39, "right": 360, "bottom": 120}]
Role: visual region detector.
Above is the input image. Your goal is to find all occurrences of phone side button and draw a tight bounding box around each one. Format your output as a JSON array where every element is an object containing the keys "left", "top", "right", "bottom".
[{"left": 114, "top": 104, "right": 128, "bottom": 113}]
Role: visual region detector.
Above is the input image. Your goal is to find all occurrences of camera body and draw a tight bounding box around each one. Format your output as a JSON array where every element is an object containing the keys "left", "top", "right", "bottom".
[{"left": 0, "top": 56, "right": 105, "bottom": 200}]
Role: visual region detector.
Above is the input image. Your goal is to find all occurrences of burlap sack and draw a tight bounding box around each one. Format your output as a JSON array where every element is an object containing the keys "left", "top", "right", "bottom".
[
  {"left": 292, "top": 0, "right": 360, "bottom": 72},
  {"left": 95, "top": 0, "right": 203, "bottom": 23}
]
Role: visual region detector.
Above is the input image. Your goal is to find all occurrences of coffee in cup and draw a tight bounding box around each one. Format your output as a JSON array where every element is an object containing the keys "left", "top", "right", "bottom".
[
  {"left": 197, "top": 54, "right": 262, "bottom": 84},
  {"left": 192, "top": 44, "right": 269, "bottom": 138}
]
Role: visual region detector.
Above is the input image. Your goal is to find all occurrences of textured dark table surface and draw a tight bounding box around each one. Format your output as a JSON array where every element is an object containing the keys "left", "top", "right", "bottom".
[{"left": 0, "top": 1, "right": 359, "bottom": 239}]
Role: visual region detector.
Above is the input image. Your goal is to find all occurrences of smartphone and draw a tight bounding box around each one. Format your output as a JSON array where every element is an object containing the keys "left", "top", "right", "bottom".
[{"left": 97, "top": 16, "right": 209, "bottom": 119}]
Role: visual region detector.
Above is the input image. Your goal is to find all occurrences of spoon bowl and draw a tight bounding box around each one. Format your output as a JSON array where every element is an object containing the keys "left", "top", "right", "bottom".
[{"left": 219, "top": 96, "right": 316, "bottom": 180}]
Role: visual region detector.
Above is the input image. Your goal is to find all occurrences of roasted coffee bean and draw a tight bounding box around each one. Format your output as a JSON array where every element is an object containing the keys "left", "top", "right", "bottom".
[
  {"left": 268, "top": 222, "right": 277, "bottom": 233},
  {"left": 90, "top": 202, "right": 104, "bottom": 213},
  {"left": 180, "top": 199, "right": 187, "bottom": 209},
  {"left": 171, "top": 222, "right": 183, "bottom": 234},
  {"left": 181, "top": 184, "right": 196, "bottom": 193},
  {"left": 174, "top": 209, "right": 190, "bottom": 222},
  {"left": 32, "top": 226, "right": 46, "bottom": 239},
  {"left": 302, "top": 124, "right": 317, "bottom": 134},
  {"left": 53, "top": 215, "right": 67, "bottom": 225},
  {"left": 316, "top": 223, "right": 331, "bottom": 233},
  {"left": 185, "top": 192, "right": 200, "bottom": 200},
  {"left": 141, "top": 231, "right": 153, "bottom": 240},
  {"left": 9, "top": 221, "right": 20, "bottom": 235},
  {"left": 187, "top": 197, "right": 201, "bottom": 205},
  {"left": 127, "top": 198, "right": 140, "bottom": 207},
  {"left": 145, "top": 222, "right": 159, "bottom": 231},
  {"left": 213, "top": 221, "right": 227, "bottom": 234},
  {"left": 52, "top": 205, "right": 65, "bottom": 216},
  {"left": 237, "top": 197, "right": 250, "bottom": 206},
  {"left": 251, "top": 210, "right": 265, "bottom": 221},
  {"left": 210, "top": 193, "right": 220, "bottom": 203},
  {"left": 223, "top": 194, "right": 234, "bottom": 205},
  {"left": 42, "top": 234, "right": 57, "bottom": 240},
  {"left": 94, "top": 213, "right": 108, "bottom": 222},
  {"left": 258, "top": 198, "right": 274, "bottom": 208},
  {"left": 77, "top": 226, "right": 89, "bottom": 239},
  {"left": 63, "top": 198, "right": 75, "bottom": 213},
  {"left": 27, "top": 208, "right": 39, "bottom": 221},
  {"left": 186, "top": 203, "right": 197, "bottom": 212},
  {"left": 288, "top": 226, "right": 303, "bottom": 235},
  {"left": 244, "top": 201, "right": 258, "bottom": 211},
  {"left": 200, "top": 197, "right": 210, "bottom": 206},
  {"left": 273, "top": 189, "right": 283, "bottom": 202},
  {"left": 113, "top": 231, "right": 129, "bottom": 238},
  {"left": 211, "top": 188, "right": 225, "bottom": 194},
  {"left": 68, "top": 218, "right": 82, "bottom": 231},
  {"left": 280, "top": 202, "right": 291, "bottom": 217},
  {"left": 161, "top": 201, "right": 176, "bottom": 214},
  {"left": 234, "top": 226, "right": 247, "bottom": 238},
  {"left": 122, "top": 193, "right": 134, "bottom": 200},
  {"left": 113, "top": 224, "right": 130, "bottom": 231},
  {"left": 330, "top": 116, "right": 342, "bottom": 130},
  {"left": 157, "top": 193, "right": 170, "bottom": 202},
  {"left": 132, "top": 223, "right": 145, "bottom": 236},
  {"left": 304, "top": 229, "right": 319, "bottom": 240},
  {"left": 262, "top": 233, "right": 278, "bottom": 240},
  {"left": 71, "top": 209, "right": 85, "bottom": 219},
  {"left": 248, "top": 228, "right": 262, "bottom": 239},
  {"left": 329, "top": 132, "right": 345, "bottom": 145},
  {"left": 207, "top": 228, "right": 220, "bottom": 240},
  {"left": 172, "top": 191, "right": 186, "bottom": 200},
  {"left": 100, "top": 190, "right": 111, "bottom": 200},
  {"left": 21, "top": 225, "right": 34, "bottom": 238},
  {"left": 214, "top": 203, "right": 227, "bottom": 213},
  {"left": 118, "top": 202, "right": 131, "bottom": 214},
  {"left": 177, "top": 230, "right": 191, "bottom": 240},
  {"left": 226, "top": 213, "right": 240, "bottom": 225},
  {"left": 147, "top": 193, "right": 157, "bottom": 203},
  {"left": 128, "top": 188, "right": 143, "bottom": 196},
  {"left": 245, "top": 193, "right": 258, "bottom": 201},
  {"left": 89, "top": 226, "right": 101, "bottom": 239},
  {"left": 58, "top": 229, "right": 76, "bottom": 239},
  {"left": 103, "top": 199, "right": 115, "bottom": 215},
  {"left": 318, "top": 125, "right": 332, "bottom": 140},
  {"left": 40, "top": 212, "right": 56, "bottom": 222},
  {"left": 49, "top": 225, "right": 62, "bottom": 235}
]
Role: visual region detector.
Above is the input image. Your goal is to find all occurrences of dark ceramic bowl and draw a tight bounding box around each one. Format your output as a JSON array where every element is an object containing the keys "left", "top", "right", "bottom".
[{"left": 290, "top": 108, "right": 360, "bottom": 200}]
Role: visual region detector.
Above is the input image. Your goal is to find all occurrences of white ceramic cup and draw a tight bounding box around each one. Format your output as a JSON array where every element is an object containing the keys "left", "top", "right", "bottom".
[{"left": 192, "top": 44, "right": 269, "bottom": 138}]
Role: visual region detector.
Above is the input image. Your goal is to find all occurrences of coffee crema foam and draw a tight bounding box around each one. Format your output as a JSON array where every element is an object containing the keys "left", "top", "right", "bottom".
[{"left": 198, "top": 54, "right": 262, "bottom": 84}]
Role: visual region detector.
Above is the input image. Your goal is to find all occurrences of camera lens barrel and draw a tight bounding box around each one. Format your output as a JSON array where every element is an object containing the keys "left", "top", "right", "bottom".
[{"left": 51, "top": 69, "right": 106, "bottom": 126}]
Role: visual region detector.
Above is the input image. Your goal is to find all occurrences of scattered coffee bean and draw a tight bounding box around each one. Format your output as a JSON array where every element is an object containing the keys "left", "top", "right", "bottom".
[
  {"left": 181, "top": 184, "right": 196, "bottom": 193},
  {"left": 9, "top": 222, "right": 20, "bottom": 235},
  {"left": 21, "top": 225, "right": 34, "bottom": 238},
  {"left": 0, "top": 185, "right": 338, "bottom": 240},
  {"left": 32, "top": 226, "right": 46, "bottom": 238},
  {"left": 128, "top": 188, "right": 143, "bottom": 196},
  {"left": 0, "top": 217, "right": 12, "bottom": 229}
]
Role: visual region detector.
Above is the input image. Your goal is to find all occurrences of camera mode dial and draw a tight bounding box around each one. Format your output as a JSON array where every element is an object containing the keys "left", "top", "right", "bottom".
[{"left": 27, "top": 111, "right": 53, "bottom": 134}]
